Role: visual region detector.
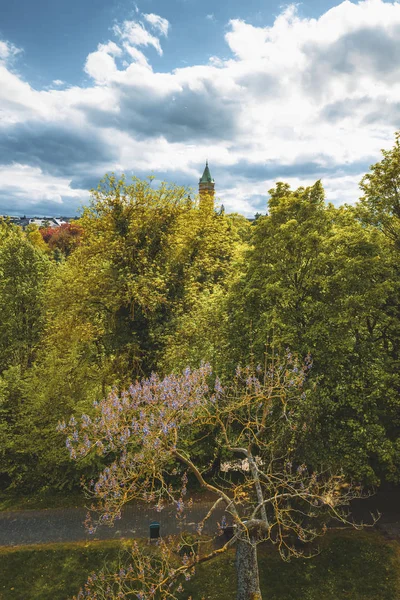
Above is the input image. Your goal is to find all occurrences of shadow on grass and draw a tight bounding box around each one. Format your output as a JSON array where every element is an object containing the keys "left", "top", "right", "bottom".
[{"left": 0, "top": 531, "right": 399, "bottom": 600}]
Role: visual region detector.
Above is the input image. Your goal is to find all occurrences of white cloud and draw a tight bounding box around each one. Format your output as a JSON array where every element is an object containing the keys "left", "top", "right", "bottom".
[
  {"left": 98, "top": 41, "right": 123, "bottom": 57},
  {"left": 85, "top": 47, "right": 119, "bottom": 84},
  {"left": 0, "top": 40, "right": 21, "bottom": 63},
  {"left": 52, "top": 79, "right": 65, "bottom": 86},
  {"left": 113, "top": 20, "right": 163, "bottom": 55},
  {"left": 0, "top": 41, "right": 10, "bottom": 61},
  {"left": 0, "top": 164, "right": 88, "bottom": 209},
  {"left": 84, "top": 40, "right": 126, "bottom": 83},
  {"left": 2, "top": 0, "right": 400, "bottom": 214},
  {"left": 0, "top": 65, "right": 53, "bottom": 124},
  {"left": 123, "top": 44, "right": 151, "bottom": 68},
  {"left": 143, "top": 13, "right": 170, "bottom": 37}
]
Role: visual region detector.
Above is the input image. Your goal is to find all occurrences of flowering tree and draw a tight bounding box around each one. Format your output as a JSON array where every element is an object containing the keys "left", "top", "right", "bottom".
[{"left": 60, "top": 353, "right": 370, "bottom": 600}]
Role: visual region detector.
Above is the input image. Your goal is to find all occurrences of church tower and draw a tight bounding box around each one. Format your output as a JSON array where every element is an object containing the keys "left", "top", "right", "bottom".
[{"left": 199, "top": 160, "right": 215, "bottom": 210}]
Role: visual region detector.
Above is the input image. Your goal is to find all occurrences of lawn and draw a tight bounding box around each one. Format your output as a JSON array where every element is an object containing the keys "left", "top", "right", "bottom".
[
  {"left": 0, "top": 530, "right": 399, "bottom": 600},
  {"left": 0, "top": 490, "right": 86, "bottom": 512}
]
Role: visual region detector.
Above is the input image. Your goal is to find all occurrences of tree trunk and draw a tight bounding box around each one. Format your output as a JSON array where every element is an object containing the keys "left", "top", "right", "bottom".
[{"left": 235, "top": 538, "right": 262, "bottom": 600}]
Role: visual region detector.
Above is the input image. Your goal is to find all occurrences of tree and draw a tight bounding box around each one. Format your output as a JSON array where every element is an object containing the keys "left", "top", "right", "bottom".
[
  {"left": 61, "top": 353, "right": 369, "bottom": 600},
  {"left": 221, "top": 182, "right": 400, "bottom": 484},
  {"left": 160, "top": 212, "right": 248, "bottom": 376},
  {"left": 25, "top": 223, "right": 49, "bottom": 253},
  {"left": 160, "top": 285, "right": 232, "bottom": 375},
  {"left": 222, "top": 180, "right": 331, "bottom": 371},
  {"left": 41, "top": 174, "right": 238, "bottom": 385},
  {"left": 359, "top": 130, "right": 400, "bottom": 251},
  {"left": 0, "top": 221, "right": 52, "bottom": 490},
  {"left": 40, "top": 222, "right": 84, "bottom": 258},
  {"left": 10, "top": 174, "right": 238, "bottom": 493},
  {"left": 0, "top": 221, "right": 51, "bottom": 371}
]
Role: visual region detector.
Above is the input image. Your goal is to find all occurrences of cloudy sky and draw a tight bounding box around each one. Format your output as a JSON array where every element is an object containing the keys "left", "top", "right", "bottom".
[{"left": 0, "top": 0, "right": 399, "bottom": 216}]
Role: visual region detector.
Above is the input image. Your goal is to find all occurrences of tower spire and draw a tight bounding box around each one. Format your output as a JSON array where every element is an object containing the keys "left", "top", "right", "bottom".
[{"left": 199, "top": 160, "right": 215, "bottom": 210}]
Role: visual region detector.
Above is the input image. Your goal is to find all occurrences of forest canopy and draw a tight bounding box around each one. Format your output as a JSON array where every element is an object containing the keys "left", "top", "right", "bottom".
[{"left": 0, "top": 132, "right": 399, "bottom": 498}]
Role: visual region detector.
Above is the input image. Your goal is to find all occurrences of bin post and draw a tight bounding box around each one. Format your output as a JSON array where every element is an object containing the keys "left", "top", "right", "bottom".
[
  {"left": 223, "top": 525, "right": 236, "bottom": 541},
  {"left": 149, "top": 521, "right": 160, "bottom": 542}
]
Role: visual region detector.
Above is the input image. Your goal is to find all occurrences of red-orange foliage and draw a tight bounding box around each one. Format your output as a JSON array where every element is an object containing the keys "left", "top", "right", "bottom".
[{"left": 40, "top": 222, "right": 83, "bottom": 256}]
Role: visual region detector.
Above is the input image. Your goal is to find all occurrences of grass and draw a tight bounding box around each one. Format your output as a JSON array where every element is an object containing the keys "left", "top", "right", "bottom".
[
  {"left": 0, "top": 540, "right": 123, "bottom": 600},
  {"left": 0, "top": 530, "right": 399, "bottom": 600},
  {"left": 186, "top": 531, "right": 400, "bottom": 600},
  {"left": 0, "top": 490, "right": 86, "bottom": 512}
]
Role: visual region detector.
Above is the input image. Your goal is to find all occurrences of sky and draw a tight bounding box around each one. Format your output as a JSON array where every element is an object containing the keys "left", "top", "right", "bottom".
[{"left": 0, "top": 0, "right": 399, "bottom": 217}]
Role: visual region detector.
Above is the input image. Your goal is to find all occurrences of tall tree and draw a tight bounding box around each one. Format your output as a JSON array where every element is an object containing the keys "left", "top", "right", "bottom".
[
  {"left": 222, "top": 182, "right": 400, "bottom": 483},
  {"left": 160, "top": 211, "right": 247, "bottom": 375},
  {"left": 0, "top": 221, "right": 51, "bottom": 371},
  {"left": 359, "top": 130, "right": 400, "bottom": 251},
  {"left": 61, "top": 355, "right": 367, "bottom": 600},
  {"left": 0, "top": 221, "right": 52, "bottom": 490},
  {"left": 15, "top": 175, "right": 238, "bottom": 491},
  {"left": 42, "top": 174, "right": 238, "bottom": 383}
]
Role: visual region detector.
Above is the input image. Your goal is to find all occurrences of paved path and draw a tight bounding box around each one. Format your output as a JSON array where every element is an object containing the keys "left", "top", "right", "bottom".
[
  {"left": 1, "top": 488, "right": 400, "bottom": 548},
  {"left": 0, "top": 503, "right": 225, "bottom": 547},
  {"left": 349, "top": 489, "right": 400, "bottom": 541}
]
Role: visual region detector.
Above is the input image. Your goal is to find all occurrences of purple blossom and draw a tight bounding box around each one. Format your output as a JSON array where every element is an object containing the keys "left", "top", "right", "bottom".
[{"left": 214, "top": 377, "right": 223, "bottom": 394}]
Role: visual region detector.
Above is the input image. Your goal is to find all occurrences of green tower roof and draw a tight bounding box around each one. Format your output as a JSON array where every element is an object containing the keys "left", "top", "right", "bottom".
[{"left": 199, "top": 161, "right": 214, "bottom": 184}]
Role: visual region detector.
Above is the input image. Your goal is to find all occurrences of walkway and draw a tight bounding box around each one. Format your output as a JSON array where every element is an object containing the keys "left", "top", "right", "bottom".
[
  {"left": 1, "top": 488, "right": 400, "bottom": 547},
  {"left": 0, "top": 502, "right": 224, "bottom": 547}
]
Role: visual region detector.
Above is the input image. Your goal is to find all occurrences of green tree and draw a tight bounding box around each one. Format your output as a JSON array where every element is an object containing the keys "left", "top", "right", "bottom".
[
  {"left": 25, "top": 223, "right": 49, "bottom": 253},
  {"left": 359, "top": 130, "right": 400, "bottom": 251},
  {"left": 223, "top": 181, "right": 400, "bottom": 483},
  {"left": 14, "top": 175, "right": 239, "bottom": 492},
  {"left": 0, "top": 221, "right": 52, "bottom": 490},
  {"left": 224, "top": 180, "right": 330, "bottom": 369},
  {"left": 42, "top": 174, "right": 238, "bottom": 382},
  {"left": 159, "top": 209, "right": 246, "bottom": 375},
  {"left": 0, "top": 221, "right": 51, "bottom": 371}
]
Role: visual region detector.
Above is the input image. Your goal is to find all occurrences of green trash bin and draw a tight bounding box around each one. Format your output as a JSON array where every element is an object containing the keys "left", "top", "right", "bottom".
[
  {"left": 150, "top": 521, "right": 160, "bottom": 540},
  {"left": 223, "top": 525, "right": 236, "bottom": 540}
]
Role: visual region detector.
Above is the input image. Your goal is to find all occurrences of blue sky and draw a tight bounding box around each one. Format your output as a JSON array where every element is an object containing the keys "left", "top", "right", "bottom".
[{"left": 0, "top": 0, "right": 399, "bottom": 216}]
